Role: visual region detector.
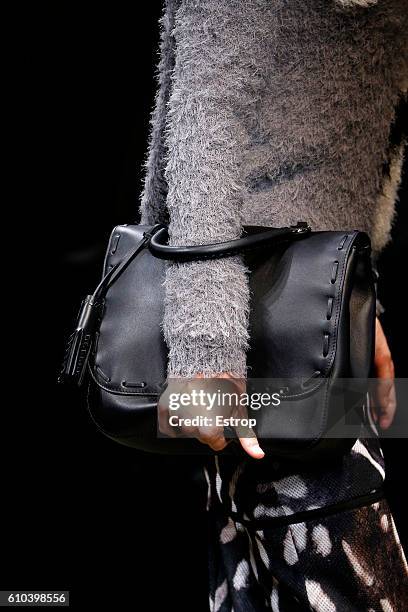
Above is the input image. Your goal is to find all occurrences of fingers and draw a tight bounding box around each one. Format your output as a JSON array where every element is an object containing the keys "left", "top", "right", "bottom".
[
  {"left": 373, "top": 318, "right": 397, "bottom": 430},
  {"left": 239, "top": 435, "right": 265, "bottom": 459},
  {"left": 157, "top": 400, "right": 178, "bottom": 438},
  {"left": 180, "top": 422, "right": 229, "bottom": 451},
  {"left": 374, "top": 376, "right": 396, "bottom": 430},
  {"left": 232, "top": 402, "right": 265, "bottom": 459},
  {"left": 196, "top": 425, "right": 228, "bottom": 452},
  {"left": 379, "top": 383, "right": 396, "bottom": 430},
  {"left": 158, "top": 374, "right": 265, "bottom": 456},
  {"left": 158, "top": 398, "right": 229, "bottom": 450}
]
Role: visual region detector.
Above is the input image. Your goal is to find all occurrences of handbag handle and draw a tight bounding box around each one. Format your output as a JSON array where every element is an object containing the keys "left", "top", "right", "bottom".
[
  {"left": 92, "top": 221, "right": 311, "bottom": 303},
  {"left": 148, "top": 222, "right": 311, "bottom": 261}
]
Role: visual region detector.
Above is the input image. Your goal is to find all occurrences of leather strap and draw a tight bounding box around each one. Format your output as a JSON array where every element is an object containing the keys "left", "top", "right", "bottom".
[
  {"left": 232, "top": 488, "right": 385, "bottom": 530},
  {"left": 91, "top": 227, "right": 162, "bottom": 303},
  {"left": 148, "top": 222, "right": 311, "bottom": 261}
]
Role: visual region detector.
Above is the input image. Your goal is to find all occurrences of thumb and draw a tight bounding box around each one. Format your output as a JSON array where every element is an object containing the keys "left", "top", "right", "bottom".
[{"left": 239, "top": 435, "right": 265, "bottom": 459}]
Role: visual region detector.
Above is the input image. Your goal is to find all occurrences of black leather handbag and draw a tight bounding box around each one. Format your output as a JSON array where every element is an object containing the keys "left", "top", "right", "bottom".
[{"left": 60, "top": 222, "right": 376, "bottom": 461}]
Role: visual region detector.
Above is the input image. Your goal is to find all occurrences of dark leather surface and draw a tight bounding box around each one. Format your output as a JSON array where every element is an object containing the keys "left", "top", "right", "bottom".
[{"left": 87, "top": 224, "right": 376, "bottom": 458}]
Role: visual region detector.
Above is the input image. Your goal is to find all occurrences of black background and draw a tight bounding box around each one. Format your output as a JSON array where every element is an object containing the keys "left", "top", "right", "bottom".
[{"left": 3, "top": 4, "right": 407, "bottom": 610}]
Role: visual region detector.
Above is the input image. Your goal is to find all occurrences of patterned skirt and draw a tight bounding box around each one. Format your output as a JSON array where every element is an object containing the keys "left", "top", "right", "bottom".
[{"left": 204, "top": 437, "right": 408, "bottom": 611}]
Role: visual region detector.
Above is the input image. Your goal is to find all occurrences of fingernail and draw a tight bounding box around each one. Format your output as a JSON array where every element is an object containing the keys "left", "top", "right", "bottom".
[{"left": 253, "top": 445, "right": 265, "bottom": 458}]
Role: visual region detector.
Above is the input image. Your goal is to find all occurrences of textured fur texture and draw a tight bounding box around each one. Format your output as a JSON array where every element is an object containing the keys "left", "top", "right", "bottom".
[{"left": 140, "top": 0, "right": 407, "bottom": 378}]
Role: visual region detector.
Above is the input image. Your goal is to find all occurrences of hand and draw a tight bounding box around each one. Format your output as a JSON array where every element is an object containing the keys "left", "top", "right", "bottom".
[
  {"left": 158, "top": 373, "right": 265, "bottom": 459},
  {"left": 372, "top": 317, "right": 396, "bottom": 430}
]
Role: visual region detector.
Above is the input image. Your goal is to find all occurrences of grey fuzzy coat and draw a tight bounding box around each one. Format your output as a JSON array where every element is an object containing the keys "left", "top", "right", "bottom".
[{"left": 140, "top": 0, "right": 407, "bottom": 378}]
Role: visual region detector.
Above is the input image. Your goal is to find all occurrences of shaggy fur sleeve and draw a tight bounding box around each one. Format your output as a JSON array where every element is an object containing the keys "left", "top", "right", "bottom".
[
  {"left": 139, "top": 0, "right": 179, "bottom": 225},
  {"left": 162, "top": 0, "right": 254, "bottom": 378},
  {"left": 140, "top": 0, "right": 254, "bottom": 378}
]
